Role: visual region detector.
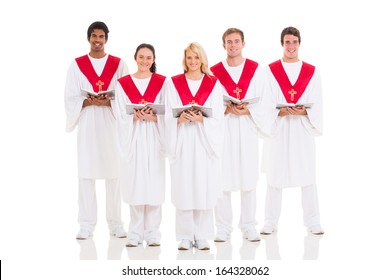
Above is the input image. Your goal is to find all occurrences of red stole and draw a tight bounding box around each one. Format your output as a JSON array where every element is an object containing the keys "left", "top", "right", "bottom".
[
  {"left": 269, "top": 60, "right": 315, "bottom": 103},
  {"left": 171, "top": 74, "right": 217, "bottom": 106},
  {"left": 75, "top": 54, "right": 121, "bottom": 92},
  {"left": 118, "top": 73, "right": 166, "bottom": 104},
  {"left": 210, "top": 59, "right": 258, "bottom": 100}
]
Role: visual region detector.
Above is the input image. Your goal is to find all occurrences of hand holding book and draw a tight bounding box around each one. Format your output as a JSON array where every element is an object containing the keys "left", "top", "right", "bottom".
[
  {"left": 172, "top": 104, "right": 213, "bottom": 118},
  {"left": 81, "top": 88, "right": 115, "bottom": 100}
]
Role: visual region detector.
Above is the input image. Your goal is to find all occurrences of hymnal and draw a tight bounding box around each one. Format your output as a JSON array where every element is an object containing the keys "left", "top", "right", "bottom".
[
  {"left": 81, "top": 88, "right": 115, "bottom": 100},
  {"left": 172, "top": 104, "right": 213, "bottom": 118},
  {"left": 276, "top": 103, "right": 314, "bottom": 109},
  {"left": 223, "top": 95, "right": 260, "bottom": 105},
  {"left": 126, "top": 103, "right": 165, "bottom": 115}
]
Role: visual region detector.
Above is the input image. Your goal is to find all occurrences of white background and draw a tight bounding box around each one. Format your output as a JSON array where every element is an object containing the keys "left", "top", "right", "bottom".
[{"left": 1, "top": 0, "right": 389, "bottom": 279}]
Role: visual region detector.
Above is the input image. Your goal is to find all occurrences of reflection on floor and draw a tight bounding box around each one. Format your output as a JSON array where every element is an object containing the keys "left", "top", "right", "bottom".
[{"left": 77, "top": 232, "right": 323, "bottom": 260}]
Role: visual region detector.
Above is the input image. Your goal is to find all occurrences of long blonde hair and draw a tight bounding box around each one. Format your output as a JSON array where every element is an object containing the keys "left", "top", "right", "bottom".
[{"left": 182, "top": 42, "right": 212, "bottom": 76}]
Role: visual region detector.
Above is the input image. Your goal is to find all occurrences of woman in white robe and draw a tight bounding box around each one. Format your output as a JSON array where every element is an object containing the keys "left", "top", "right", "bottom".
[
  {"left": 115, "top": 43, "right": 167, "bottom": 247},
  {"left": 165, "top": 42, "right": 224, "bottom": 250}
]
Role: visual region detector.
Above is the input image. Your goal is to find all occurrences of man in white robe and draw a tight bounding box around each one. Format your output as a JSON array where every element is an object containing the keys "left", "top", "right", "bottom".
[
  {"left": 211, "top": 28, "right": 273, "bottom": 242},
  {"left": 64, "top": 21, "right": 128, "bottom": 239},
  {"left": 261, "top": 26, "right": 324, "bottom": 235}
]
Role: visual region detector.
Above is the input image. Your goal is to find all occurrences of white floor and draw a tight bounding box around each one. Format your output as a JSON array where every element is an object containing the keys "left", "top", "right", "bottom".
[
  {"left": 2, "top": 145, "right": 390, "bottom": 279},
  {"left": 73, "top": 180, "right": 325, "bottom": 262}
]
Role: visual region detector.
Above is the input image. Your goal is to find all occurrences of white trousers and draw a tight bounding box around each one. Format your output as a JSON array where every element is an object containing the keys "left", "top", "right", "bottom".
[
  {"left": 264, "top": 184, "right": 321, "bottom": 229},
  {"left": 78, "top": 178, "right": 123, "bottom": 231},
  {"left": 175, "top": 209, "right": 214, "bottom": 241},
  {"left": 128, "top": 205, "right": 162, "bottom": 242},
  {"left": 214, "top": 189, "right": 257, "bottom": 234}
]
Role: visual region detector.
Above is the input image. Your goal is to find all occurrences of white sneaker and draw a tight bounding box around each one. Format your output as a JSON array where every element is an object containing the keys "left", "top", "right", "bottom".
[
  {"left": 147, "top": 239, "right": 161, "bottom": 247},
  {"left": 178, "top": 239, "right": 192, "bottom": 250},
  {"left": 194, "top": 240, "right": 210, "bottom": 250},
  {"left": 260, "top": 226, "right": 275, "bottom": 235},
  {"left": 126, "top": 239, "right": 142, "bottom": 247},
  {"left": 110, "top": 226, "right": 127, "bottom": 238},
  {"left": 76, "top": 228, "right": 93, "bottom": 240},
  {"left": 309, "top": 225, "right": 325, "bottom": 235},
  {"left": 243, "top": 229, "right": 261, "bottom": 242},
  {"left": 214, "top": 232, "right": 230, "bottom": 242}
]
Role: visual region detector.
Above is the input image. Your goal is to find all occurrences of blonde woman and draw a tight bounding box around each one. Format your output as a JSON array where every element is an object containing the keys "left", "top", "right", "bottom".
[{"left": 165, "top": 42, "right": 224, "bottom": 250}]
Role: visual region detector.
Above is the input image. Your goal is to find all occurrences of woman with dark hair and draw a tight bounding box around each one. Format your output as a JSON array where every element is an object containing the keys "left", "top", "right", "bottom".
[{"left": 115, "top": 43, "right": 167, "bottom": 247}]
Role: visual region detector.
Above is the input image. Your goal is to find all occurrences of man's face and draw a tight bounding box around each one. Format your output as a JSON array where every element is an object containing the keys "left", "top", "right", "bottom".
[
  {"left": 224, "top": 32, "right": 245, "bottom": 58},
  {"left": 282, "top": 34, "right": 300, "bottom": 62},
  {"left": 88, "top": 29, "right": 107, "bottom": 52}
]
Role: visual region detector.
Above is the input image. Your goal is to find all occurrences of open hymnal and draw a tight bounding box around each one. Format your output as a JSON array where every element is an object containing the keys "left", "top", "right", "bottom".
[
  {"left": 81, "top": 88, "right": 115, "bottom": 100},
  {"left": 171, "top": 104, "right": 213, "bottom": 118},
  {"left": 223, "top": 95, "right": 260, "bottom": 105},
  {"left": 125, "top": 103, "right": 165, "bottom": 115},
  {"left": 276, "top": 103, "right": 314, "bottom": 109}
]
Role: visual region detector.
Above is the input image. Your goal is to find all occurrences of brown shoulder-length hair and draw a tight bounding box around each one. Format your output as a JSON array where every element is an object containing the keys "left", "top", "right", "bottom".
[{"left": 134, "top": 43, "right": 157, "bottom": 73}]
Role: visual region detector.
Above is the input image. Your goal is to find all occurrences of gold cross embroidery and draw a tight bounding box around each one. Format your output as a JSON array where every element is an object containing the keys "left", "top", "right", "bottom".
[
  {"left": 289, "top": 89, "right": 297, "bottom": 101},
  {"left": 96, "top": 80, "right": 104, "bottom": 92},
  {"left": 233, "top": 87, "right": 242, "bottom": 100}
]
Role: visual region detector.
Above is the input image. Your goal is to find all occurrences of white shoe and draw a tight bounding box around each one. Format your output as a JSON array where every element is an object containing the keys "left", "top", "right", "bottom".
[
  {"left": 260, "top": 226, "right": 275, "bottom": 235},
  {"left": 126, "top": 239, "right": 142, "bottom": 247},
  {"left": 178, "top": 239, "right": 192, "bottom": 250},
  {"left": 76, "top": 228, "right": 93, "bottom": 240},
  {"left": 214, "top": 232, "right": 229, "bottom": 242},
  {"left": 309, "top": 225, "right": 325, "bottom": 235},
  {"left": 110, "top": 226, "right": 127, "bottom": 238},
  {"left": 147, "top": 239, "right": 161, "bottom": 247},
  {"left": 194, "top": 240, "right": 210, "bottom": 250},
  {"left": 243, "top": 229, "right": 261, "bottom": 242}
]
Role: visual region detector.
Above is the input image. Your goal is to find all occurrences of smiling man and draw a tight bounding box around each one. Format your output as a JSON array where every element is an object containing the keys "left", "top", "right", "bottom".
[
  {"left": 64, "top": 21, "right": 128, "bottom": 240},
  {"left": 210, "top": 28, "right": 273, "bottom": 243},
  {"left": 261, "top": 26, "right": 324, "bottom": 236}
]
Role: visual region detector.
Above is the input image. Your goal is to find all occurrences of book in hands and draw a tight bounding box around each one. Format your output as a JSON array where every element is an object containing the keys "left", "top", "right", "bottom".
[
  {"left": 172, "top": 104, "right": 213, "bottom": 118},
  {"left": 126, "top": 103, "right": 166, "bottom": 115},
  {"left": 276, "top": 103, "right": 314, "bottom": 109},
  {"left": 81, "top": 88, "right": 115, "bottom": 100},
  {"left": 223, "top": 95, "right": 260, "bottom": 105}
]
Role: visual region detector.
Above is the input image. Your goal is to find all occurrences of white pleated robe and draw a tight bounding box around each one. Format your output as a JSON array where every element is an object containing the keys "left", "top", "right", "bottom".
[
  {"left": 219, "top": 60, "right": 274, "bottom": 191},
  {"left": 64, "top": 54, "right": 128, "bottom": 179},
  {"left": 262, "top": 60, "right": 323, "bottom": 188},
  {"left": 165, "top": 76, "right": 224, "bottom": 210},
  {"left": 115, "top": 76, "right": 166, "bottom": 205}
]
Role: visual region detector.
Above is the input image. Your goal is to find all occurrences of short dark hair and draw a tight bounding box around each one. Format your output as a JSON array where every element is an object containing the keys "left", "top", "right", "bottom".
[
  {"left": 87, "top": 21, "right": 109, "bottom": 40},
  {"left": 281, "top": 26, "right": 301, "bottom": 45},
  {"left": 222, "top": 27, "right": 244, "bottom": 44},
  {"left": 134, "top": 43, "right": 157, "bottom": 73}
]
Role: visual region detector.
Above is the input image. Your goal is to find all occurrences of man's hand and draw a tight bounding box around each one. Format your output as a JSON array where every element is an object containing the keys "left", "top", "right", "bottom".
[{"left": 278, "top": 106, "right": 307, "bottom": 116}]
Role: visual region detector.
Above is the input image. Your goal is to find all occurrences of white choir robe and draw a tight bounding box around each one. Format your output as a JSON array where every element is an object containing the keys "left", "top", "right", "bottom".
[
  {"left": 165, "top": 76, "right": 225, "bottom": 211},
  {"left": 115, "top": 76, "right": 166, "bottom": 206},
  {"left": 262, "top": 60, "right": 323, "bottom": 189},
  {"left": 65, "top": 54, "right": 128, "bottom": 179},
  {"left": 65, "top": 54, "right": 128, "bottom": 232},
  {"left": 220, "top": 60, "right": 274, "bottom": 192}
]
